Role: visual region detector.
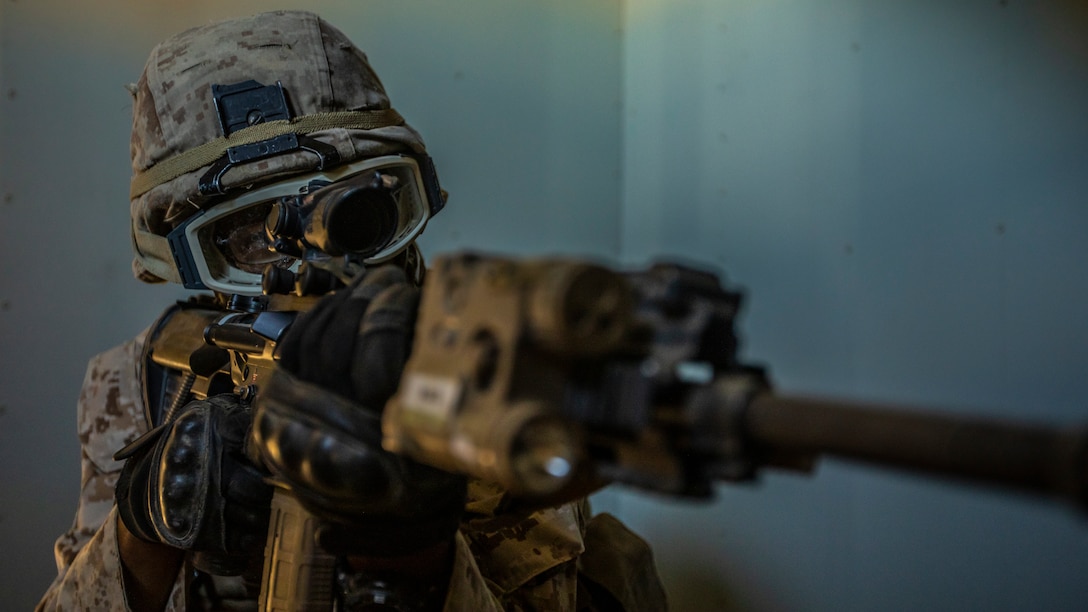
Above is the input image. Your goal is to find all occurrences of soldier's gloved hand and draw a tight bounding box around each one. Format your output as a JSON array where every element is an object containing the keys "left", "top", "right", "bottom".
[
  {"left": 114, "top": 394, "right": 273, "bottom": 575},
  {"left": 253, "top": 265, "right": 467, "bottom": 558}
]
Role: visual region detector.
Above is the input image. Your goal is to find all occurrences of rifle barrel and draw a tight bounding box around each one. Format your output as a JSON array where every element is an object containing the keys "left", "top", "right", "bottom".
[{"left": 744, "top": 393, "right": 1088, "bottom": 510}]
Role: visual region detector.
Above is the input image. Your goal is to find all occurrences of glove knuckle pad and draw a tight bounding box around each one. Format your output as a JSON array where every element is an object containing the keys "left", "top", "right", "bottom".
[
  {"left": 154, "top": 406, "right": 214, "bottom": 547},
  {"left": 117, "top": 396, "right": 270, "bottom": 561}
]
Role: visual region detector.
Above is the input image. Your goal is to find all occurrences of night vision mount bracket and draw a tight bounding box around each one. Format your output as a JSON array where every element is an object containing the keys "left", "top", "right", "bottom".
[{"left": 199, "top": 80, "right": 341, "bottom": 197}]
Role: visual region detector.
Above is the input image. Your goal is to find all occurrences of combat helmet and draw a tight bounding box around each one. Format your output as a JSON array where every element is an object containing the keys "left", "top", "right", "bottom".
[{"left": 129, "top": 10, "right": 444, "bottom": 296}]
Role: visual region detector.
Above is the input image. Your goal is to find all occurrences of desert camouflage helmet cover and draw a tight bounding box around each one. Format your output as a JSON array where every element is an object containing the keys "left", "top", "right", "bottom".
[{"left": 129, "top": 10, "right": 429, "bottom": 284}]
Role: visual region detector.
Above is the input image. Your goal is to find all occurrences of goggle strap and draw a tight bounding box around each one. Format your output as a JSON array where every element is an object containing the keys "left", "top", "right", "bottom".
[
  {"left": 130, "top": 109, "right": 405, "bottom": 199},
  {"left": 131, "top": 225, "right": 183, "bottom": 284}
]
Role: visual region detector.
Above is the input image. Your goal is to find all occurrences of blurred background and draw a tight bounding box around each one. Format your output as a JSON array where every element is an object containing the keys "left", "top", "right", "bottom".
[{"left": 2, "top": 1, "right": 1086, "bottom": 610}]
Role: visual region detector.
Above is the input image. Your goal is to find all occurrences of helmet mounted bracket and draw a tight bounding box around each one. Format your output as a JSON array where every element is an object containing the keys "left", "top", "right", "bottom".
[{"left": 199, "top": 80, "right": 342, "bottom": 197}]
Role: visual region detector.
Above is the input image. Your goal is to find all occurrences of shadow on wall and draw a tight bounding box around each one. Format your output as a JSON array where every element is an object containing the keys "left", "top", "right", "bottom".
[
  {"left": 669, "top": 560, "right": 812, "bottom": 612},
  {"left": 666, "top": 563, "right": 743, "bottom": 612}
]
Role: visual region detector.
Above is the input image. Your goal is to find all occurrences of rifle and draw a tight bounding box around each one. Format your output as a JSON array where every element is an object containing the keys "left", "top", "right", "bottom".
[
  {"left": 142, "top": 295, "right": 339, "bottom": 610},
  {"left": 146, "top": 252, "right": 1088, "bottom": 610},
  {"left": 384, "top": 253, "right": 1088, "bottom": 509}
]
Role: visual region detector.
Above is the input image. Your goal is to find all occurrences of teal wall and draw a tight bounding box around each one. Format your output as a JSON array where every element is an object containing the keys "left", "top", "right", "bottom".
[
  {"left": 2, "top": 1, "right": 1087, "bottom": 610},
  {"left": 613, "top": 1, "right": 1088, "bottom": 610}
]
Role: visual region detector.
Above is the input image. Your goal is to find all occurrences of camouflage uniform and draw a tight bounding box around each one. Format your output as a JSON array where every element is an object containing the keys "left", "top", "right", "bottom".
[
  {"left": 37, "top": 331, "right": 665, "bottom": 611},
  {"left": 39, "top": 10, "right": 666, "bottom": 610}
]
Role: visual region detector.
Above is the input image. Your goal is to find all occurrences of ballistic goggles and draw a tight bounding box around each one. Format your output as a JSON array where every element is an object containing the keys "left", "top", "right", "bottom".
[{"left": 166, "top": 154, "right": 443, "bottom": 296}]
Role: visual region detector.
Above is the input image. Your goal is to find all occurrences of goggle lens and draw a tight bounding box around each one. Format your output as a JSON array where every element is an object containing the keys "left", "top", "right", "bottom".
[
  {"left": 208, "top": 201, "right": 288, "bottom": 272},
  {"left": 170, "top": 154, "right": 439, "bottom": 295}
]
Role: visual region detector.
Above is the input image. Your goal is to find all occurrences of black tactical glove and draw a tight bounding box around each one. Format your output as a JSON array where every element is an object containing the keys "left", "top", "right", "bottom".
[
  {"left": 253, "top": 265, "right": 467, "bottom": 557},
  {"left": 115, "top": 394, "right": 273, "bottom": 575}
]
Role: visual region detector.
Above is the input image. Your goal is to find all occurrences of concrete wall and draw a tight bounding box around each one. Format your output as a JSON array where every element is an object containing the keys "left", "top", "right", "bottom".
[
  {"left": 612, "top": 0, "right": 1088, "bottom": 610},
  {"left": 2, "top": 1, "right": 1087, "bottom": 610}
]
